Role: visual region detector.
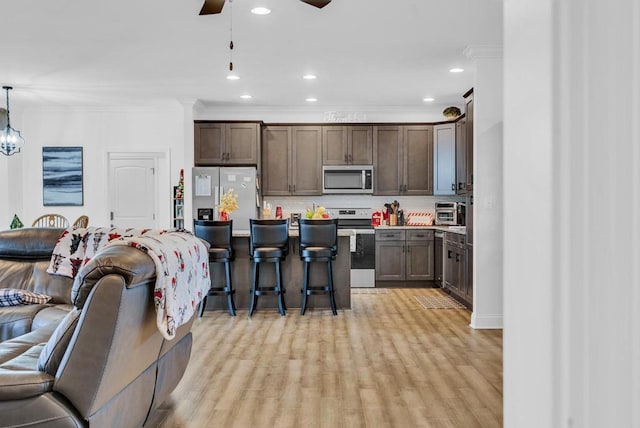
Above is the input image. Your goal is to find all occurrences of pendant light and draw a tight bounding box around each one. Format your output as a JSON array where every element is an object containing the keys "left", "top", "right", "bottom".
[{"left": 0, "top": 86, "right": 25, "bottom": 156}]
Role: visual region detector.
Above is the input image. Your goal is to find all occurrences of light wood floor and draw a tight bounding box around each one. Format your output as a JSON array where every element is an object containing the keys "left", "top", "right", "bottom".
[{"left": 148, "top": 288, "right": 503, "bottom": 428}]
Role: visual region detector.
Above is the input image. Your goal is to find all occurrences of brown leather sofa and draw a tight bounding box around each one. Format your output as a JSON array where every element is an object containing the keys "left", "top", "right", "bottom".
[{"left": 0, "top": 228, "right": 195, "bottom": 427}]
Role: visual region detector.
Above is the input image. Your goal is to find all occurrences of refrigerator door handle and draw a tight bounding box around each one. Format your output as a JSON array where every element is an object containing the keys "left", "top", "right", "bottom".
[{"left": 214, "top": 186, "right": 220, "bottom": 209}]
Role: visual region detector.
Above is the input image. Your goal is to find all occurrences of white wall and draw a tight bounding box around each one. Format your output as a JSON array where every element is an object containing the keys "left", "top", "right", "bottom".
[
  {"left": 11, "top": 104, "right": 185, "bottom": 228},
  {"left": 466, "top": 48, "right": 504, "bottom": 329},
  {"left": 504, "top": 0, "right": 640, "bottom": 426}
]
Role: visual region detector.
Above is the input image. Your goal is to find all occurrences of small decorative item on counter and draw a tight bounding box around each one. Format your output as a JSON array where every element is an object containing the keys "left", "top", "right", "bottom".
[
  {"left": 305, "top": 205, "right": 329, "bottom": 219},
  {"left": 218, "top": 188, "right": 239, "bottom": 220},
  {"left": 275, "top": 205, "right": 283, "bottom": 219},
  {"left": 9, "top": 214, "right": 23, "bottom": 229},
  {"left": 371, "top": 210, "right": 382, "bottom": 227}
]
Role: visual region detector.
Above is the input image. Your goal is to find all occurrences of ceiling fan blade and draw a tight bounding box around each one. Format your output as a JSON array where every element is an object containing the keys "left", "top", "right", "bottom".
[
  {"left": 199, "top": 0, "right": 225, "bottom": 15},
  {"left": 300, "top": 0, "right": 331, "bottom": 9}
]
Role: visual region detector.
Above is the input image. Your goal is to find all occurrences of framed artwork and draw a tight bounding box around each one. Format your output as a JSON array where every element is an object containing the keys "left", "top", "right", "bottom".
[{"left": 42, "top": 146, "right": 84, "bottom": 206}]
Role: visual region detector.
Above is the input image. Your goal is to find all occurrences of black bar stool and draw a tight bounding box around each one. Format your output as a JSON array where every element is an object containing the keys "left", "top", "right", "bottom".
[
  {"left": 249, "top": 219, "right": 289, "bottom": 317},
  {"left": 194, "top": 220, "right": 236, "bottom": 316},
  {"left": 298, "top": 218, "right": 339, "bottom": 315}
]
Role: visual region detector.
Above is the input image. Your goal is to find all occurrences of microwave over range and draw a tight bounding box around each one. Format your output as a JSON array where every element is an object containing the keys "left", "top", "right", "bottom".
[{"left": 322, "top": 165, "right": 373, "bottom": 194}]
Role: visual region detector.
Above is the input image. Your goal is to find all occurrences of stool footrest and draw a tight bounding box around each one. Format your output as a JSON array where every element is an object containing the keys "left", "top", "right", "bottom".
[
  {"left": 254, "top": 286, "right": 283, "bottom": 296},
  {"left": 206, "top": 287, "right": 235, "bottom": 295},
  {"left": 302, "top": 285, "right": 332, "bottom": 295}
]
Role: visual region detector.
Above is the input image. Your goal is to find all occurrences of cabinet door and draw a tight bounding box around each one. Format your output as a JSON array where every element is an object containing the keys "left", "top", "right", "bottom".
[
  {"left": 348, "top": 126, "right": 373, "bottom": 164},
  {"left": 465, "top": 244, "right": 473, "bottom": 304},
  {"left": 262, "top": 126, "right": 292, "bottom": 196},
  {"left": 292, "top": 126, "right": 322, "bottom": 195},
  {"left": 375, "top": 241, "right": 405, "bottom": 280},
  {"left": 455, "top": 119, "right": 467, "bottom": 194},
  {"left": 226, "top": 123, "right": 259, "bottom": 164},
  {"left": 443, "top": 242, "right": 455, "bottom": 289},
  {"left": 373, "top": 126, "right": 402, "bottom": 195},
  {"left": 406, "top": 241, "right": 434, "bottom": 280},
  {"left": 465, "top": 94, "right": 474, "bottom": 192},
  {"left": 322, "top": 126, "right": 348, "bottom": 165},
  {"left": 433, "top": 124, "right": 456, "bottom": 195},
  {"left": 403, "top": 125, "right": 433, "bottom": 195},
  {"left": 194, "top": 123, "right": 225, "bottom": 165}
]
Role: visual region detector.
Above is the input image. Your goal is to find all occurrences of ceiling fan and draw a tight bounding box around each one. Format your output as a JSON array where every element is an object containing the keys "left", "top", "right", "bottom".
[{"left": 199, "top": 0, "right": 331, "bottom": 15}]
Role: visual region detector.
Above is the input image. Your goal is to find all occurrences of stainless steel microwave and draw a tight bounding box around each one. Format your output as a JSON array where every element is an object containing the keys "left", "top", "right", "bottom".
[{"left": 322, "top": 165, "right": 374, "bottom": 194}]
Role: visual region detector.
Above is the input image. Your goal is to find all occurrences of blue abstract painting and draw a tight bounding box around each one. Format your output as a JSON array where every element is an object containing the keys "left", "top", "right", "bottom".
[{"left": 42, "top": 147, "right": 83, "bottom": 206}]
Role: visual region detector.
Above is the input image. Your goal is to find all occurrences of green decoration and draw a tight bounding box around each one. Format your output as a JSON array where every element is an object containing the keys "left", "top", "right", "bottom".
[{"left": 9, "top": 214, "right": 24, "bottom": 229}]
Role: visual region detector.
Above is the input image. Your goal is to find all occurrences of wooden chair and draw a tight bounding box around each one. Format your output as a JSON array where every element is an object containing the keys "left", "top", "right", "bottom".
[
  {"left": 72, "top": 215, "right": 89, "bottom": 228},
  {"left": 32, "top": 214, "right": 69, "bottom": 228}
]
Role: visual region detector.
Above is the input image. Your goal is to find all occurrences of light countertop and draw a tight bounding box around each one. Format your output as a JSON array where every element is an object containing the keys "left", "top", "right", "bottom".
[{"left": 375, "top": 225, "right": 467, "bottom": 235}]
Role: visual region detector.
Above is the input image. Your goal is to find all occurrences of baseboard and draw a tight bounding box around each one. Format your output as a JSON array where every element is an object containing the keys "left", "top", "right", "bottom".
[{"left": 470, "top": 312, "right": 503, "bottom": 329}]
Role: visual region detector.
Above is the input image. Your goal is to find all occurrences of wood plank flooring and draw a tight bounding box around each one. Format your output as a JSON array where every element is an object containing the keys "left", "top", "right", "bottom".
[{"left": 147, "top": 288, "right": 503, "bottom": 428}]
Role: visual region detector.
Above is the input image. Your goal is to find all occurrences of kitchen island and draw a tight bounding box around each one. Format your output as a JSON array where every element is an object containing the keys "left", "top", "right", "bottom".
[{"left": 201, "top": 230, "right": 353, "bottom": 313}]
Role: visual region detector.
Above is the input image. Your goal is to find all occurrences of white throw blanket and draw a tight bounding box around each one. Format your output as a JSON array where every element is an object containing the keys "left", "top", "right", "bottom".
[{"left": 47, "top": 227, "right": 210, "bottom": 340}]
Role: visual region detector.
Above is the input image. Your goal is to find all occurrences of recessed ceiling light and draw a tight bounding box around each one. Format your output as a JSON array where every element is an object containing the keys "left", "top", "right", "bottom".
[
  {"left": 306, "top": 97, "right": 318, "bottom": 102},
  {"left": 449, "top": 68, "right": 464, "bottom": 73},
  {"left": 251, "top": 7, "right": 271, "bottom": 15},
  {"left": 423, "top": 97, "right": 435, "bottom": 102},
  {"left": 240, "top": 94, "right": 252, "bottom": 99},
  {"left": 226, "top": 74, "right": 240, "bottom": 80},
  {"left": 303, "top": 74, "right": 317, "bottom": 80}
]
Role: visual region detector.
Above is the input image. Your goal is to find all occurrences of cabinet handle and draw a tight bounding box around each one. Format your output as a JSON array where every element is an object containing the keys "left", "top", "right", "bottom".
[
  {"left": 288, "top": 184, "right": 291, "bottom": 193},
  {"left": 221, "top": 153, "right": 225, "bottom": 161},
  {"left": 402, "top": 245, "right": 405, "bottom": 253},
  {"left": 451, "top": 183, "right": 455, "bottom": 191},
  {"left": 385, "top": 234, "right": 395, "bottom": 238},
  {"left": 447, "top": 250, "right": 453, "bottom": 259},
  {"left": 293, "top": 184, "right": 296, "bottom": 192},
  {"left": 458, "top": 182, "right": 465, "bottom": 190},
  {"left": 344, "top": 154, "right": 348, "bottom": 163},
  {"left": 226, "top": 153, "right": 230, "bottom": 161},
  {"left": 349, "top": 153, "right": 353, "bottom": 163},
  {"left": 455, "top": 254, "right": 460, "bottom": 262},
  {"left": 415, "top": 234, "right": 424, "bottom": 238}
]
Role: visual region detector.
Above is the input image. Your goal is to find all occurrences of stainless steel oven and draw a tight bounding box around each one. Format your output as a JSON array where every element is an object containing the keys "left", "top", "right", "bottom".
[{"left": 326, "top": 208, "right": 375, "bottom": 287}]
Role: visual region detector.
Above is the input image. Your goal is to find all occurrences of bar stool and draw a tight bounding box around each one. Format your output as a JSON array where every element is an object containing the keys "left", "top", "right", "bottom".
[
  {"left": 194, "top": 220, "right": 236, "bottom": 316},
  {"left": 298, "top": 218, "right": 339, "bottom": 315},
  {"left": 249, "top": 219, "right": 289, "bottom": 317}
]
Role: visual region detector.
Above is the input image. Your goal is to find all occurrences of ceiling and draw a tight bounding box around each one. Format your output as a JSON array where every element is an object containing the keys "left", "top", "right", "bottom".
[{"left": 2, "top": 0, "right": 502, "bottom": 116}]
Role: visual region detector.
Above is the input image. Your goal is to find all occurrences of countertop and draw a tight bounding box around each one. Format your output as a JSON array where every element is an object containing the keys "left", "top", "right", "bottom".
[
  {"left": 375, "top": 225, "right": 467, "bottom": 235},
  {"left": 231, "top": 229, "right": 355, "bottom": 238}
]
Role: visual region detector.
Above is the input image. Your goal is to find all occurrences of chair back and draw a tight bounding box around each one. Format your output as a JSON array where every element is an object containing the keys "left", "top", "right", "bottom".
[
  {"left": 32, "top": 214, "right": 69, "bottom": 228},
  {"left": 249, "top": 219, "right": 289, "bottom": 255},
  {"left": 298, "top": 218, "right": 338, "bottom": 255},
  {"left": 72, "top": 215, "right": 89, "bottom": 228},
  {"left": 194, "top": 220, "right": 233, "bottom": 253}
]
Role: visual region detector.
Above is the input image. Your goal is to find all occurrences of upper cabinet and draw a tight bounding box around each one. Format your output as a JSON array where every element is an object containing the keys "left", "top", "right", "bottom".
[
  {"left": 433, "top": 123, "right": 456, "bottom": 195},
  {"left": 373, "top": 125, "right": 433, "bottom": 196},
  {"left": 322, "top": 125, "right": 373, "bottom": 165},
  {"left": 464, "top": 90, "right": 474, "bottom": 193},
  {"left": 194, "top": 122, "right": 260, "bottom": 166},
  {"left": 262, "top": 125, "right": 322, "bottom": 196},
  {"left": 455, "top": 118, "right": 467, "bottom": 194}
]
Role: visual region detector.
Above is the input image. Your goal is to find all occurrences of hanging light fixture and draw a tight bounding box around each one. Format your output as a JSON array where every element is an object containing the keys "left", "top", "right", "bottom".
[{"left": 0, "top": 86, "right": 25, "bottom": 156}]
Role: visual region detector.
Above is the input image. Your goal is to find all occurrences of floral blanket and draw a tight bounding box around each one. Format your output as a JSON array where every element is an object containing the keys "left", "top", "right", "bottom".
[{"left": 47, "top": 227, "right": 210, "bottom": 340}]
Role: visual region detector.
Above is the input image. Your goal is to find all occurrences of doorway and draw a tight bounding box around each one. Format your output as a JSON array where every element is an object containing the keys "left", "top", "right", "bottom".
[{"left": 107, "top": 153, "right": 163, "bottom": 228}]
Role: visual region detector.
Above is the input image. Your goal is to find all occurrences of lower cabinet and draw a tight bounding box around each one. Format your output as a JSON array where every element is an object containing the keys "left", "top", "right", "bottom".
[
  {"left": 375, "top": 229, "right": 434, "bottom": 284},
  {"left": 443, "top": 232, "right": 471, "bottom": 308}
]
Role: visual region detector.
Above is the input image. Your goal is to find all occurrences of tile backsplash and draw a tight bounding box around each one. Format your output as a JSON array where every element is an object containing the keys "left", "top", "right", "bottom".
[{"left": 264, "top": 195, "right": 461, "bottom": 217}]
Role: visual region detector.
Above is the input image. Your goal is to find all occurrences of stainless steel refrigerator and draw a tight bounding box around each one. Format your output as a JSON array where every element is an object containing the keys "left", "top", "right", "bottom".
[{"left": 192, "top": 167, "right": 258, "bottom": 233}]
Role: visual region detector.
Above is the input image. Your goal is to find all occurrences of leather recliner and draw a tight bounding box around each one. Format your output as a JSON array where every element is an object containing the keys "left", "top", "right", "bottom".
[{"left": 0, "top": 228, "right": 195, "bottom": 427}]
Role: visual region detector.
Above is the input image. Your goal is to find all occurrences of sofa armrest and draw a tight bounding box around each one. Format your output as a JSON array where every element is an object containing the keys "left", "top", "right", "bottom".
[
  {"left": 72, "top": 246, "right": 156, "bottom": 309},
  {"left": 0, "top": 369, "right": 54, "bottom": 400}
]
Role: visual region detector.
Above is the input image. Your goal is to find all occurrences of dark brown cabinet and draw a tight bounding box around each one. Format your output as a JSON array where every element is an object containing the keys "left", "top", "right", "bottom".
[
  {"left": 375, "top": 229, "right": 434, "bottom": 282},
  {"left": 455, "top": 118, "right": 467, "bottom": 194},
  {"left": 262, "top": 125, "right": 322, "bottom": 196},
  {"left": 194, "top": 122, "right": 260, "bottom": 166},
  {"left": 373, "top": 125, "right": 433, "bottom": 196},
  {"left": 464, "top": 90, "right": 474, "bottom": 193},
  {"left": 322, "top": 126, "right": 373, "bottom": 165},
  {"left": 443, "top": 232, "right": 470, "bottom": 308}
]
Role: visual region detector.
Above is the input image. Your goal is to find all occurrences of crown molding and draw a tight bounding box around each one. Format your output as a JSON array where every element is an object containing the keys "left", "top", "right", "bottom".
[{"left": 463, "top": 45, "right": 503, "bottom": 59}]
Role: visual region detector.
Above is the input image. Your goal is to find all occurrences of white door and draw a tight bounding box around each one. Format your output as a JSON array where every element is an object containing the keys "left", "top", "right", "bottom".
[{"left": 108, "top": 156, "right": 157, "bottom": 228}]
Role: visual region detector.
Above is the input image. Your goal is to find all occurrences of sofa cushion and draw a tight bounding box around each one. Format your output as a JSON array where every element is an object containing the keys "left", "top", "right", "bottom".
[
  {"left": 0, "top": 288, "right": 52, "bottom": 306},
  {"left": 37, "top": 308, "right": 80, "bottom": 376},
  {"left": 31, "top": 304, "right": 74, "bottom": 331},
  {"left": 0, "top": 304, "right": 51, "bottom": 342}
]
